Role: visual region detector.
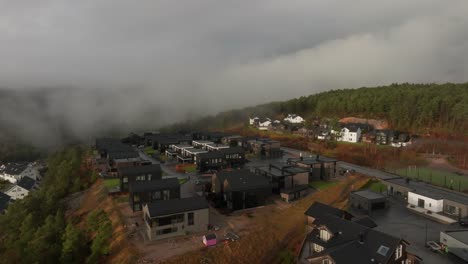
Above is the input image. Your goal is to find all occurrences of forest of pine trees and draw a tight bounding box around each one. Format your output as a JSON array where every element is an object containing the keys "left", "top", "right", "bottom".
[{"left": 165, "top": 83, "right": 468, "bottom": 135}]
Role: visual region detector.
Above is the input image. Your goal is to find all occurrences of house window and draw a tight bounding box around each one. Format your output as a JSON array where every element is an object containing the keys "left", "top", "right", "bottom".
[
  {"left": 313, "top": 243, "right": 324, "bottom": 253},
  {"left": 322, "top": 259, "right": 329, "bottom": 264},
  {"left": 163, "top": 190, "right": 170, "bottom": 200},
  {"left": 188, "top": 212, "right": 194, "bottom": 225},
  {"left": 152, "top": 191, "right": 161, "bottom": 200},
  {"left": 136, "top": 175, "right": 145, "bottom": 181},
  {"left": 320, "top": 229, "right": 331, "bottom": 242},
  {"left": 123, "top": 177, "right": 128, "bottom": 183},
  {"left": 148, "top": 174, "right": 152, "bottom": 181},
  {"left": 395, "top": 244, "right": 403, "bottom": 260},
  {"left": 156, "top": 227, "right": 178, "bottom": 235},
  {"left": 134, "top": 194, "right": 140, "bottom": 202},
  {"left": 445, "top": 205, "right": 457, "bottom": 215}
]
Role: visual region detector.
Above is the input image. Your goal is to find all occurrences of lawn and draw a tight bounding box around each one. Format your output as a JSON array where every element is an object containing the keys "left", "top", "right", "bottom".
[
  {"left": 396, "top": 167, "right": 468, "bottom": 192},
  {"left": 144, "top": 147, "right": 156, "bottom": 155},
  {"left": 103, "top": 178, "right": 120, "bottom": 190},
  {"left": 178, "top": 178, "right": 188, "bottom": 185},
  {"left": 360, "top": 179, "right": 386, "bottom": 193},
  {"left": 308, "top": 180, "right": 339, "bottom": 190}
]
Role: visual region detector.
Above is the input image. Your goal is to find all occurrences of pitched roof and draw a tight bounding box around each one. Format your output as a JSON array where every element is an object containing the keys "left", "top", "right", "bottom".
[
  {"left": 222, "top": 169, "right": 270, "bottom": 192},
  {"left": 145, "top": 197, "right": 208, "bottom": 217},
  {"left": 118, "top": 164, "right": 162, "bottom": 177},
  {"left": 0, "top": 162, "right": 29, "bottom": 175},
  {"left": 351, "top": 189, "right": 386, "bottom": 200},
  {"left": 304, "top": 202, "right": 348, "bottom": 219},
  {"left": 108, "top": 151, "right": 140, "bottom": 159},
  {"left": 129, "top": 178, "right": 180, "bottom": 193},
  {"left": 352, "top": 216, "right": 378, "bottom": 228},
  {"left": 0, "top": 192, "right": 11, "bottom": 211},
  {"left": 307, "top": 214, "right": 401, "bottom": 264},
  {"left": 16, "top": 177, "right": 36, "bottom": 190}
]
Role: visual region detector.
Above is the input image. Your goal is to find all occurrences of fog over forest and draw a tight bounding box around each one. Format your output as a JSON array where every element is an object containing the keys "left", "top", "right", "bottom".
[{"left": 1, "top": 1, "right": 468, "bottom": 147}]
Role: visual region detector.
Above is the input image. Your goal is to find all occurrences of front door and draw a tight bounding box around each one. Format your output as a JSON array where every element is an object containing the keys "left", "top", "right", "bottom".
[{"left": 418, "top": 198, "right": 425, "bottom": 208}]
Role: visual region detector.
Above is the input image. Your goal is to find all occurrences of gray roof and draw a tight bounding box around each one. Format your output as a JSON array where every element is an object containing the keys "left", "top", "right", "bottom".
[
  {"left": 146, "top": 197, "right": 208, "bottom": 217},
  {"left": 129, "top": 178, "right": 179, "bottom": 193},
  {"left": 0, "top": 162, "right": 29, "bottom": 175},
  {"left": 108, "top": 151, "right": 139, "bottom": 159},
  {"left": 118, "top": 164, "right": 162, "bottom": 177},
  {"left": 220, "top": 169, "right": 270, "bottom": 192},
  {"left": 385, "top": 177, "right": 468, "bottom": 205},
  {"left": 443, "top": 230, "right": 468, "bottom": 245},
  {"left": 351, "top": 189, "right": 386, "bottom": 200},
  {"left": 308, "top": 214, "right": 401, "bottom": 264},
  {"left": 288, "top": 155, "right": 337, "bottom": 165},
  {"left": 0, "top": 192, "right": 11, "bottom": 211},
  {"left": 305, "top": 202, "right": 348, "bottom": 219},
  {"left": 16, "top": 177, "right": 36, "bottom": 190}
]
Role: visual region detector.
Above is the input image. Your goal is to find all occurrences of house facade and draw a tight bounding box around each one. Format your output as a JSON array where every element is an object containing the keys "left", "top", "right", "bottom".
[
  {"left": 0, "top": 162, "right": 40, "bottom": 183},
  {"left": 118, "top": 164, "right": 163, "bottom": 192},
  {"left": 3, "top": 177, "right": 36, "bottom": 200},
  {"left": 287, "top": 155, "right": 337, "bottom": 181},
  {"left": 284, "top": 114, "right": 305, "bottom": 124},
  {"left": 143, "top": 197, "right": 209, "bottom": 240},
  {"left": 338, "top": 126, "right": 361, "bottom": 143},
  {"left": 128, "top": 178, "right": 180, "bottom": 211},
  {"left": 195, "top": 147, "right": 245, "bottom": 172}
]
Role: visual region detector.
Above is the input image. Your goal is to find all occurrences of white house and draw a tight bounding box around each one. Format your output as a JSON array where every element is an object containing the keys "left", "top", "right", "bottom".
[
  {"left": 440, "top": 230, "right": 468, "bottom": 262},
  {"left": 258, "top": 120, "right": 272, "bottom": 130},
  {"left": 407, "top": 191, "right": 444, "bottom": 213},
  {"left": 249, "top": 117, "right": 259, "bottom": 126},
  {"left": 284, "top": 114, "right": 305, "bottom": 124},
  {"left": 3, "top": 177, "right": 36, "bottom": 200},
  {"left": 0, "top": 162, "right": 40, "bottom": 183},
  {"left": 337, "top": 126, "right": 362, "bottom": 143}
]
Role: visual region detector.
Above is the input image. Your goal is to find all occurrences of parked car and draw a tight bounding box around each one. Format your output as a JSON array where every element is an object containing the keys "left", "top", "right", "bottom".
[
  {"left": 459, "top": 217, "right": 468, "bottom": 226},
  {"left": 426, "top": 241, "right": 441, "bottom": 252}
]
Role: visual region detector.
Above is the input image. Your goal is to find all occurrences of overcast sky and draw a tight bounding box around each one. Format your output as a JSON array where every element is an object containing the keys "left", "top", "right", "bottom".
[{"left": 1, "top": 1, "right": 467, "bottom": 147}]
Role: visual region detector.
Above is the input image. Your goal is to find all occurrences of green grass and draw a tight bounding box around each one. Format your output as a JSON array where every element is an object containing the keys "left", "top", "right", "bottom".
[
  {"left": 184, "top": 166, "right": 197, "bottom": 173},
  {"left": 396, "top": 167, "right": 468, "bottom": 192},
  {"left": 178, "top": 178, "right": 189, "bottom": 185},
  {"left": 144, "top": 147, "right": 156, "bottom": 155},
  {"left": 360, "top": 179, "right": 386, "bottom": 193},
  {"left": 308, "top": 180, "right": 338, "bottom": 190},
  {"left": 115, "top": 195, "right": 128, "bottom": 203},
  {"left": 103, "top": 178, "right": 120, "bottom": 189}
]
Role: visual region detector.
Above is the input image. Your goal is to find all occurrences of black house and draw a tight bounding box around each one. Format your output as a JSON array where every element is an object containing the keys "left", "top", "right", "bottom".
[
  {"left": 128, "top": 178, "right": 180, "bottom": 211},
  {"left": 196, "top": 147, "right": 245, "bottom": 173},
  {"left": 118, "top": 164, "right": 163, "bottom": 192},
  {"left": 287, "top": 155, "right": 337, "bottom": 181},
  {"left": 214, "top": 169, "right": 271, "bottom": 210}
]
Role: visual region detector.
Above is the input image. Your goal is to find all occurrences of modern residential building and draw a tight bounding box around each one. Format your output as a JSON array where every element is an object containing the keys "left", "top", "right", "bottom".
[
  {"left": 142, "top": 197, "right": 209, "bottom": 240},
  {"left": 213, "top": 169, "right": 271, "bottom": 210},
  {"left": 118, "top": 164, "right": 163, "bottom": 192},
  {"left": 195, "top": 147, "right": 245, "bottom": 172},
  {"left": 247, "top": 138, "right": 282, "bottom": 158},
  {"left": 128, "top": 178, "right": 180, "bottom": 211},
  {"left": 383, "top": 177, "right": 468, "bottom": 220},
  {"left": 349, "top": 189, "right": 388, "bottom": 214},
  {"left": 287, "top": 155, "right": 337, "bottom": 181},
  {"left": 254, "top": 162, "right": 309, "bottom": 201}
]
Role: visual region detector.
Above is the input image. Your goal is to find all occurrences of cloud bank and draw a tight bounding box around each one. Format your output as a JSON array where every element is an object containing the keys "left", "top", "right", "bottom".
[{"left": 0, "top": 0, "right": 467, "bottom": 147}]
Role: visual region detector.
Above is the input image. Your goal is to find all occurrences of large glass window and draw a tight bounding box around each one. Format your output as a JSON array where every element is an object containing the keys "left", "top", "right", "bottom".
[
  {"left": 163, "top": 190, "right": 170, "bottom": 200},
  {"left": 152, "top": 191, "right": 161, "bottom": 200},
  {"left": 136, "top": 175, "right": 145, "bottom": 181},
  {"left": 156, "top": 227, "right": 178, "bottom": 235},
  {"left": 156, "top": 214, "right": 184, "bottom": 226},
  {"left": 320, "top": 229, "right": 331, "bottom": 242}
]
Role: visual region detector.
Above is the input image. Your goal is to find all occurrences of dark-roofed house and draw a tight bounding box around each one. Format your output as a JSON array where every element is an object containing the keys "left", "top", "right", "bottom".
[
  {"left": 299, "top": 202, "right": 420, "bottom": 264},
  {"left": 3, "top": 177, "right": 36, "bottom": 200},
  {"left": 118, "top": 164, "right": 163, "bottom": 192},
  {"left": 247, "top": 138, "right": 282, "bottom": 158},
  {"left": 129, "top": 178, "right": 180, "bottom": 211},
  {"left": 213, "top": 169, "right": 271, "bottom": 210},
  {"left": 142, "top": 197, "right": 209, "bottom": 240},
  {"left": 304, "top": 202, "right": 353, "bottom": 232},
  {"left": 350, "top": 189, "right": 388, "bottom": 214},
  {"left": 0, "top": 192, "right": 11, "bottom": 214},
  {"left": 254, "top": 162, "right": 310, "bottom": 202},
  {"left": 0, "top": 162, "right": 39, "bottom": 183},
  {"left": 195, "top": 147, "right": 245, "bottom": 173},
  {"left": 288, "top": 155, "right": 337, "bottom": 181}
]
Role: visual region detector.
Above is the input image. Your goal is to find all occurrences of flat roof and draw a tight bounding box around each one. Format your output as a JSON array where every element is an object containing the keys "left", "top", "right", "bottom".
[
  {"left": 172, "top": 144, "right": 192, "bottom": 149},
  {"left": 192, "top": 140, "right": 214, "bottom": 144},
  {"left": 385, "top": 178, "right": 468, "bottom": 205},
  {"left": 352, "top": 189, "right": 386, "bottom": 200},
  {"left": 185, "top": 148, "right": 208, "bottom": 154},
  {"left": 443, "top": 230, "right": 468, "bottom": 245}
]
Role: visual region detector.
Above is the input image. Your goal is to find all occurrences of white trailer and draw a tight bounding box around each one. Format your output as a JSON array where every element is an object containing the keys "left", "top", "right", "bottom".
[{"left": 440, "top": 230, "right": 468, "bottom": 262}]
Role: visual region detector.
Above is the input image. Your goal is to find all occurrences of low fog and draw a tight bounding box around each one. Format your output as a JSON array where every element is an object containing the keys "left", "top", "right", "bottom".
[{"left": 1, "top": 0, "right": 468, "bottom": 147}]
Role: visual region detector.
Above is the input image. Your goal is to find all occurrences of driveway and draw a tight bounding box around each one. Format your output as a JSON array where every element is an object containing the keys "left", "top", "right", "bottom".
[{"left": 369, "top": 198, "right": 466, "bottom": 264}]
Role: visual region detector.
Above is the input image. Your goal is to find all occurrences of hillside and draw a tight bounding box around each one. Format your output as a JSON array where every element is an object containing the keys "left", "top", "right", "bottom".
[{"left": 164, "top": 83, "right": 468, "bottom": 137}]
